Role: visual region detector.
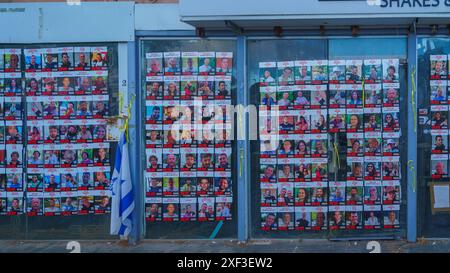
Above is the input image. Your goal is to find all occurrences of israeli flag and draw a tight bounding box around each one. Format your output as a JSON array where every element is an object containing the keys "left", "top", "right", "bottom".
[{"left": 110, "top": 131, "right": 135, "bottom": 238}]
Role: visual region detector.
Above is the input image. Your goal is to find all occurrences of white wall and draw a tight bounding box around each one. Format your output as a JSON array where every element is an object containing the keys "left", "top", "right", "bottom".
[
  {"left": 134, "top": 3, "right": 194, "bottom": 31},
  {"left": 0, "top": 2, "right": 134, "bottom": 43}
]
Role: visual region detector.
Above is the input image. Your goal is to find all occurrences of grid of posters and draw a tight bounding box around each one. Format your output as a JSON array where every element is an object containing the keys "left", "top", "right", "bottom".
[
  {"left": 259, "top": 59, "right": 401, "bottom": 231},
  {"left": 145, "top": 51, "right": 233, "bottom": 222},
  {"left": 0, "top": 47, "right": 113, "bottom": 216},
  {"left": 0, "top": 48, "right": 24, "bottom": 216},
  {"left": 430, "top": 55, "right": 450, "bottom": 184}
]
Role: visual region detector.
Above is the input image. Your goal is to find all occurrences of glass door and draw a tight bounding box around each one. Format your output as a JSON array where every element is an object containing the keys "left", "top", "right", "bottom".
[
  {"left": 249, "top": 37, "right": 408, "bottom": 239},
  {"left": 417, "top": 37, "right": 450, "bottom": 238}
]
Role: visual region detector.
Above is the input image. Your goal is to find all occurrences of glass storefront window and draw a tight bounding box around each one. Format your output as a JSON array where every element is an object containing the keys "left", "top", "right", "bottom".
[
  {"left": 249, "top": 39, "right": 328, "bottom": 238},
  {"left": 140, "top": 39, "right": 237, "bottom": 239},
  {"left": 0, "top": 43, "right": 119, "bottom": 240}
]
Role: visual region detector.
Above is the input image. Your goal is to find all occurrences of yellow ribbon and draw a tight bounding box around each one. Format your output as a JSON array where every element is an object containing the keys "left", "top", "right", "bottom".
[
  {"left": 410, "top": 65, "right": 417, "bottom": 133},
  {"left": 407, "top": 67, "right": 417, "bottom": 193},
  {"left": 407, "top": 160, "right": 416, "bottom": 193},
  {"left": 239, "top": 149, "right": 244, "bottom": 177},
  {"left": 333, "top": 141, "right": 340, "bottom": 170},
  {"left": 124, "top": 94, "right": 136, "bottom": 142}
]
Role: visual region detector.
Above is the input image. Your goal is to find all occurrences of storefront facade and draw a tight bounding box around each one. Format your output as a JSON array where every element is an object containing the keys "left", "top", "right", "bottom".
[{"left": 0, "top": 0, "right": 449, "bottom": 243}]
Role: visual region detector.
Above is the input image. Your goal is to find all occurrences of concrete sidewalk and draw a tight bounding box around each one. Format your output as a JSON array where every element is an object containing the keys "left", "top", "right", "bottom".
[{"left": 0, "top": 239, "right": 449, "bottom": 253}]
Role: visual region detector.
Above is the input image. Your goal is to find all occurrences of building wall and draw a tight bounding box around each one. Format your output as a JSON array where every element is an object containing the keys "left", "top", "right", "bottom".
[
  {"left": 0, "top": 1, "right": 188, "bottom": 41},
  {"left": 135, "top": 3, "right": 194, "bottom": 31}
]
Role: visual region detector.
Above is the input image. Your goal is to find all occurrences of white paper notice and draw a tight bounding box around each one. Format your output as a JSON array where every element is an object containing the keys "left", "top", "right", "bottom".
[{"left": 434, "top": 185, "right": 450, "bottom": 209}]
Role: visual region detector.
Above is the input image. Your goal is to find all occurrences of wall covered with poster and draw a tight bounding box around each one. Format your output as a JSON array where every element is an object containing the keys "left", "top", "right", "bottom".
[
  {"left": 417, "top": 37, "right": 450, "bottom": 238},
  {"left": 140, "top": 39, "right": 238, "bottom": 239},
  {"left": 258, "top": 57, "right": 402, "bottom": 232}
]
